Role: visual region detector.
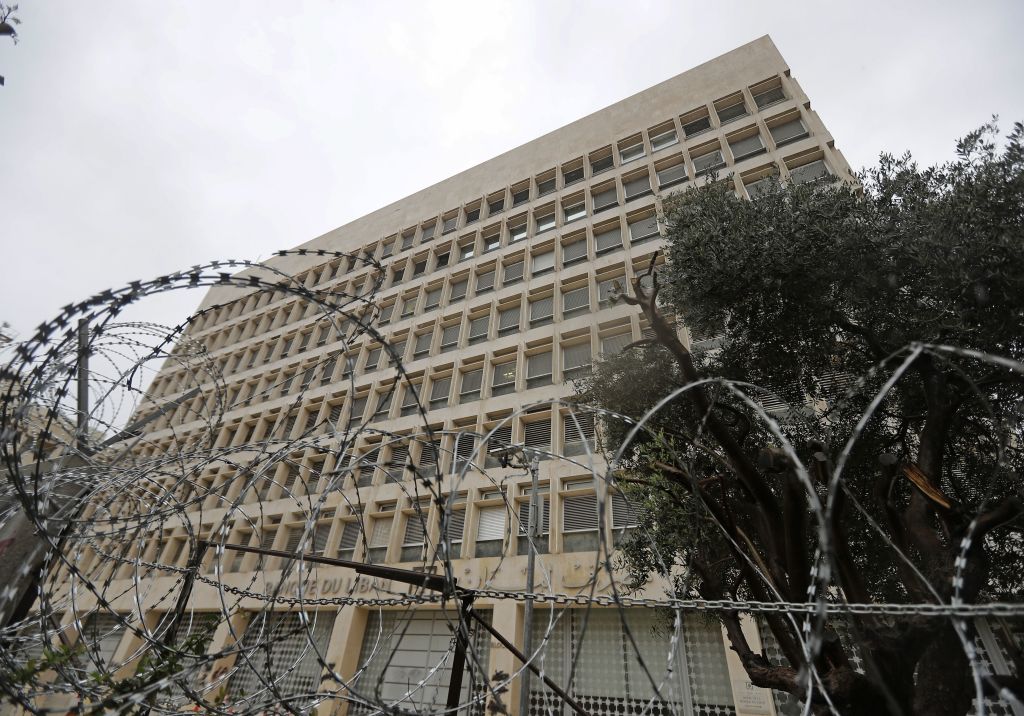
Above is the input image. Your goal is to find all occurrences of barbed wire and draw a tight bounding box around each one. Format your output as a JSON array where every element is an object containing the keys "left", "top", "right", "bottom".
[{"left": 0, "top": 251, "right": 1020, "bottom": 716}]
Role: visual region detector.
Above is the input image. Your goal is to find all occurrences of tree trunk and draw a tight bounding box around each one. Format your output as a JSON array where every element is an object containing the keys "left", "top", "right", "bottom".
[{"left": 911, "top": 623, "right": 974, "bottom": 716}]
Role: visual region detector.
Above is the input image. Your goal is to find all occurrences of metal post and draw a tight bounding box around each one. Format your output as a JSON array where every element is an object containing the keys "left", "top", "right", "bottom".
[
  {"left": 445, "top": 593, "right": 475, "bottom": 711},
  {"left": 519, "top": 454, "right": 540, "bottom": 716},
  {"left": 76, "top": 318, "right": 89, "bottom": 453}
]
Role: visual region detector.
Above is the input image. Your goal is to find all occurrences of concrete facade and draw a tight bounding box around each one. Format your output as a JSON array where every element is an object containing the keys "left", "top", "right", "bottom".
[{"left": 47, "top": 36, "right": 853, "bottom": 716}]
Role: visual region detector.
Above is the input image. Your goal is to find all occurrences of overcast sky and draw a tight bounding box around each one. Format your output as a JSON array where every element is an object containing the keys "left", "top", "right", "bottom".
[{"left": 2, "top": 1, "right": 1022, "bottom": 341}]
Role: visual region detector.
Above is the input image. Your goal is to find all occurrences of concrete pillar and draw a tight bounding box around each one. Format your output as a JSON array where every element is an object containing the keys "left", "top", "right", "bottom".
[
  {"left": 487, "top": 599, "right": 521, "bottom": 716},
  {"left": 321, "top": 605, "right": 368, "bottom": 716}
]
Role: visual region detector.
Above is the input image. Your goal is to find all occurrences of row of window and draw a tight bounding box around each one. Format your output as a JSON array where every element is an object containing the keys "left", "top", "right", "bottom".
[
  {"left": 156, "top": 318, "right": 635, "bottom": 444},
  {"left": 151, "top": 140, "right": 833, "bottom": 408},
  {"left": 181, "top": 134, "right": 827, "bottom": 370},
  {"left": 149, "top": 274, "right": 660, "bottom": 435},
  {"left": 119, "top": 473, "right": 636, "bottom": 579},
  {"left": 151, "top": 242, "right": 663, "bottom": 404},
  {"left": 184, "top": 75, "right": 799, "bottom": 339}
]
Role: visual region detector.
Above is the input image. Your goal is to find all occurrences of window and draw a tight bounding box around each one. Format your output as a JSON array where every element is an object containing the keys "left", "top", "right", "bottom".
[
  {"left": 753, "top": 83, "right": 785, "bottom": 109},
  {"left": 460, "top": 367, "right": 483, "bottom": 402},
  {"left": 536, "top": 174, "right": 556, "bottom": 196},
  {"left": 592, "top": 185, "right": 617, "bottom": 213},
  {"left": 418, "top": 440, "right": 442, "bottom": 478},
  {"left": 475, "top": 269, "right": 495, "bottom": 294},
  {"left": 597, "top": 277, "right": 619, "bottom": 306},
  {"left": 336, "top": 520, "right": 359, "bottom": 560},
  {"left": 619, "top": 138, "right": 645, "bottom": 164},
  {"left": 745, "top": 174, "right": 777, "bottom": 199},
  {"left": 682, "top": 113, "right": 711, "bottom": 138},
  {"left": 693, "top": 148, "right": 725, "bottom": 176},
  {"left": 400, "top": 294, "right": 417, "bottom": 318},
  {"left": 483, "top": 231, "right": 501, "bottom": 253},
  {"left": 529, "top": 295, "right": 554, "bottom": 327},
  {"left": 373, "top": 391, "right": 393, "bottom": 419},
  {"left": 401, "top": 230, "right": 416, "bottom": 250},
  {"left": 563, "top": 413, "right": 595, "bottom": 455},
  {"left": 594, "top": 224, "right": 623, "bottom": 255},
  {"left": 512, "top": 184, "right": 530, "bottom": 207},
  {"left": 498, "top": 304, "right": 520, "bottom": 335},
  {"left": 789, "top": 159, "right": 830, "bottom": 184},
  {"left": 563, "top": 198, "right": 586, "bottom": 223},
  {"left": 562, "top": 343, "right": 592, "bottom": 380},
  {"left": 562, "top": 484, "right": 599, "bottom": 552},
  {"left": 350, "top": 394, "right": 369, "bottom": 421},
  {"left": 365, "top": 346, "right": 383, "bottom": 371},
  {"left": 485, "top": 424, "right": 513, "bottom": 467},
  {"left": 453, "top": 433, "right": 476, "bottom": 470},
  {"left": 526, "top": 351, "right": 552, "bottom": 388},
  {"left": 503, "top": 260, "right": 524, "bottom": 285},
  {"left": 491, "top": 360, "right": 517, "bottom": 396},
  {"left": 226, "top": 611, "right": 334, "bottom": 701},
  {"left": 475, "top": 505, "right": 505, "bottom": 557},
  {"left": 769, "top": 117, "right": 809, "bottom": 147},
  {"left": 517, "top": 489, "right": 550, "bottom": 555},
  {"left": 716, "top": 97, "right": 748, "bottom": 124},
  {"left": 523, "top": 418, "right": 551, "bottom": 456},
  {"left": 414, "top": 330, "right": 433, "bottom": 358},
  {"left": 623, "top": 173, "right": 652, "bottom": 200},
  {"left": 367, "top": 514, "right": 391, "bottom": 563},
  {"left": 401, "top": 511, "right": 426, "bottom": 561},
  {"left": 655, "top": 157, "right": 688, "bottom": 188},
  {"left": 421, "top": 222, "right": 436, "bottom": 241},
  {"left": 532, "top": 249, "right": 555, "bottom": 276},
  {"left": 435, "top": 251, "right": 450, "bottom": 269},
  {"left": 468, "top": 315, "right": 489, "bottom": 344},
  {"left": 509, "top": 219, "right": 527, "bottom": 243},
  {"left": 450, "top": 277, "right": 468, "bottom": 301},
  {"left": 465, "top": 206, "right": 480, "bottom": 224},
  {"left": 400, "top": 385, "right": 420, "bottom": 416},
  {"left": 628, "top": 214, "right": 660, "bottom": 244},
  {"left": 488, "top": 194, "right": 505, "bottom": 216},
  {"left": 601, "top": 332, "right": 633, "bottom": 355},
  {"left": 459, "top": 239, "right": 476, "bottom": 262},
  {"left": 440, "top": 323, "right": 460, "bottom": 351},
  {"left": 388, "top": 339, "right": 406, "bottom": 366},
  {"left": 442, "top": 497, "right": 466, "bottom": 557},
  {"left": 535, "top": 210, "right": 556, "bottom": 234},
  {"left": 412, "top": 259, "right": 427, "bottom": 277},
  {"left": 424, "top": 286, "right": 442, "bottom": 310},
  {"left": 562, "top": 286, "right": 590, "bottom": 317},
  {"left": 429, "top": 376, "right": 451, "bottom": 409},
  {"left": 649, "top": 125, "right": 678, "bottom": 151},
  {"left": 563, "top": 160, "right": 585, "bottom": 186},
  {"left": 386, "top": 444, "right": 409, "bottom": 482},
  {"left": 729, "top": 132, "right": 766, "bottom": 162},
  {"left": 562, "top": 235, "right": 588, "bottom": 265},
  {"left": 590, "top": 151, "right": 614, "bottom": 175}
]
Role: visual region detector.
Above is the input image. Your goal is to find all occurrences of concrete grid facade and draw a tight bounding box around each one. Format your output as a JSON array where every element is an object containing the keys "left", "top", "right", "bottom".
[{"left": 63, "top": 36, "right": 852, "bottom": 716}]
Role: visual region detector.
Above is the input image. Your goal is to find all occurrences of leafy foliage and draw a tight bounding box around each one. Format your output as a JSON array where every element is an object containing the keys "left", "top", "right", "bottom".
[{"left": 580, "top": 122, "right": 1024, "bottom": 715}]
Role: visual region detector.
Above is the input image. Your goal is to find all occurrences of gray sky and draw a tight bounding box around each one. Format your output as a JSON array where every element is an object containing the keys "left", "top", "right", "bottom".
[{"left": 2, "top": 1, "right": 1023, "bottom": 340}]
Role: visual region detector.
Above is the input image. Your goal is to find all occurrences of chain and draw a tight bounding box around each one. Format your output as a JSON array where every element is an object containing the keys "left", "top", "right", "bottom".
[
  {"left": 74, "top": 539, "right": 1024, "bottom": 616},
  {"left": 469, "top": 588, "right": 1024, "bottom": 618}
]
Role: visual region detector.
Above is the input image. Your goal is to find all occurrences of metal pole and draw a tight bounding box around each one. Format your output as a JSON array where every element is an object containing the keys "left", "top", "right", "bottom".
[
  {"left": 445, "top": 593, "right": 475, "bottom": 712},
  {"left": 519, "top": 455, "right": 540, "bottom": 716},
  {"left": 76, "top": 318, "right": 88, "bottom": 453}
]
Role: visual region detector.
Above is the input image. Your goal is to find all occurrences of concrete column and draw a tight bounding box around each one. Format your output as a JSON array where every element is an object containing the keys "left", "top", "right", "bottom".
[
  {"left": 487, "top": 599, "right": 521, "bottom": 716},
  {"left": 322, "top": 605, "right": 368, "bottom": 716}
]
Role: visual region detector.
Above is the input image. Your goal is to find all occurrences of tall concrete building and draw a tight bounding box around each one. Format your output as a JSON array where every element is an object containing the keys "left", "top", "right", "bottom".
[{"left": 51, "top": 36, "right": 854, "bottom": 716}]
